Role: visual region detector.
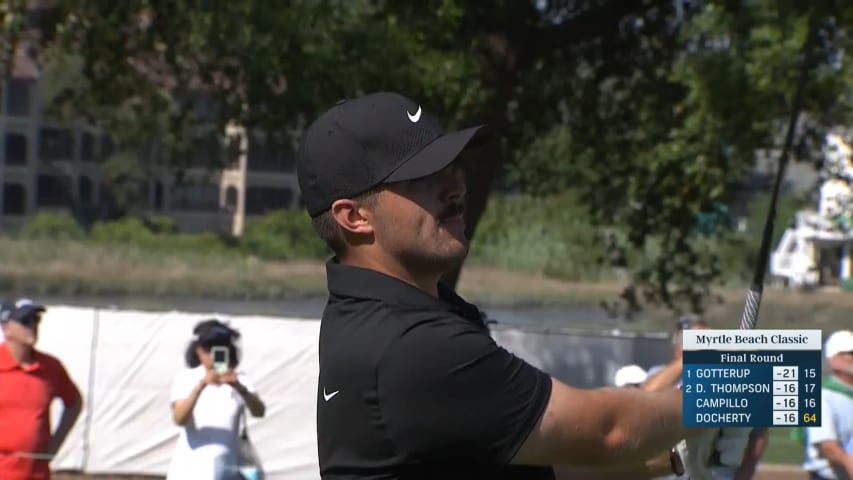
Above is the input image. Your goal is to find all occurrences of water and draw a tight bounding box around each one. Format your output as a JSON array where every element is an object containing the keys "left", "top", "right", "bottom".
[{"left": 30, "top": 293, "right": 634, "bottom": 332}]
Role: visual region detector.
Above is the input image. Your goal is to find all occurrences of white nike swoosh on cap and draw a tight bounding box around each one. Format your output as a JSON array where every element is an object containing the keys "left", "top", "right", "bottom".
[{"left": 407, "top": 106, "right": 422, "bottom": 123}]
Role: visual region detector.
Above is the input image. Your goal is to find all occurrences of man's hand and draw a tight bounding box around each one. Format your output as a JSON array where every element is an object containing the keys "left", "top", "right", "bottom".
[
  {"left": 202, "top": 368, "right": 221, "bottom": 385},
  {"left": 220, "top": 369, "right": 266, "bottom": 417},
  {"left": 219, "top": 369, "right": 239, "bottom": 386},
  {"left": 677, "top": 430, "right": 716, "bottom": 480}
]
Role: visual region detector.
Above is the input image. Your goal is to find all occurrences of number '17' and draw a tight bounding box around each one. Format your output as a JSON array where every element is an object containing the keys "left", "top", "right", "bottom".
[{"left": 805, "top": 384, "right": 816, "bottom": 393}]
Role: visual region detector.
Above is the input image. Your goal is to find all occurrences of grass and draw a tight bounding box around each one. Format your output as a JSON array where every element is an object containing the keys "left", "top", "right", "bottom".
[
  {"left": 0, "top": 238, "right": 327, "bottom": 299},
  {"left": 763, "top": 427, "right": 806, "bottom": 465}
]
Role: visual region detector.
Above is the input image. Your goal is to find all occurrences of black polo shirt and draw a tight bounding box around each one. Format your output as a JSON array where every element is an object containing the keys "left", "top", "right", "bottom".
[{"left": 316, "top": 260, "right": 555, "bottom": 479}]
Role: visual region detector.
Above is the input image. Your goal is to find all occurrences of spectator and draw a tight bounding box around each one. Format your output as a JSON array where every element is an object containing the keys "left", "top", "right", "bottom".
[
  {"left": 643, "top": 314, "right": 709, "bottom": 391},
  {"left": 0, "top": 298, "right": 82, "bottom": 480},
  {"left": 614, "top": 364, "right": 648, "bottom": 388},
  {"left": 166, "top": 319, "right": 266, "bottom": 480},
  {"left": 297, "top": 92, "right": 752, "bottom": 479},
  {"left": 802, "top": 330, "right": 853, "bottom": 480},
  {"left": 643, "top": 315, "right": 769, "bottom": 480}
]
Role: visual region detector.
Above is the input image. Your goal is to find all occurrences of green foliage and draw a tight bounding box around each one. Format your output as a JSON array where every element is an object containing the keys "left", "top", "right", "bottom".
[
  {"left": 714, "top": 191, "right": 813, "bottom": 284},
  {"left": 20, "top": 213, "right": 86, "bottom": 241},
  {"left": 6, "top": 0, "right": 853, "bottom": 313},
  {"left": 88, "top": 217, "right": 231, "bottom": 256},
  {"left": 88, "top": 217, "right": 152, "bottom": 244},
  {"left": 16, "top": 210, "right": 327, "bottom": 263},
  {"left": 241, "top": 210, "right": 330, "bottom": 260},
  {"left": 142, "top": 215, "right": 179, "bottom": 234},
  {"left": 469, "top": 193, "right": 609, "bottom": 281}
]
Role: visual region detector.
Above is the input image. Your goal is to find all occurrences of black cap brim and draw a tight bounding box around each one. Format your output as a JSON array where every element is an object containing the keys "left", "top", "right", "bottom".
[
  {"left": 383, "top": 125, "right": 487, "bottom": 183},
  {"left": 15, "top": 304, "right": 45, "bottom": 320}
]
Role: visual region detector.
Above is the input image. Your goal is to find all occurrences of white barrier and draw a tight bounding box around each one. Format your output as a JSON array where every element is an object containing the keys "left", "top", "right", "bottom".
[
  {"left": 40, "top": 306, "right": 321, "bottom": 479},
  {"left": 33, "top": 305, "right": 671, "bottom": 479}
]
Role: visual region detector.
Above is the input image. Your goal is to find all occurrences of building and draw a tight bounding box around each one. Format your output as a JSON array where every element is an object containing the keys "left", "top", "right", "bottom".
[{"left": 0, "top": 54, "right": 301, "bottom": 236}]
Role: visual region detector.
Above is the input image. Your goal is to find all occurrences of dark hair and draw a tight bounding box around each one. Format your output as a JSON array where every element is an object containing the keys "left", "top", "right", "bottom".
[{"left": 184, "top": 319, "right": 241, "bottom": 368}]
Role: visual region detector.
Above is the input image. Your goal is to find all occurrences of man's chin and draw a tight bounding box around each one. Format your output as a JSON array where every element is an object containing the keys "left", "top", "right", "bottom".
[{"left": 439, "top": 245, "right": 469, "bottom": 270}]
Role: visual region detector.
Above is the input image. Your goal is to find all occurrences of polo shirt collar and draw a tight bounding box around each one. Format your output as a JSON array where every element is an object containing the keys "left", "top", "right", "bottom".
[
  {"left": 0, "top": 342, "right": 40, "bottom": 372},
  {"left": 325, "top": 258, "right": 480, "bottom": 318}
]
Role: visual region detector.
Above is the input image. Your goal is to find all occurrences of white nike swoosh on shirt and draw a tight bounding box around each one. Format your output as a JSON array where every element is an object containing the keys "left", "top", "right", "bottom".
[{"left": 323, "top": 388, "right": 340, "bottom": 402}]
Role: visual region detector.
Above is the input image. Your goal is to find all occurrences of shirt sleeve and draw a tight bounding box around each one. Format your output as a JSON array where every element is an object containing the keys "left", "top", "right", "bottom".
[
  {"left": 377, "top": 315, "right": 552, "bottom": 465},
  {"left": 237, "top": 371, "right": 257, "bottom": 394},
  {"left": 46, "top": 356, "right": 81, "bottom": 406},
  {"left": 170, "top": 369, "right": 200, "bottom": 404},
  {"left": 645, "top": 365, "right": 664, "bottom": 378},
  {"left": 805, "top": 391, "right": 838, "bottom": 445}
]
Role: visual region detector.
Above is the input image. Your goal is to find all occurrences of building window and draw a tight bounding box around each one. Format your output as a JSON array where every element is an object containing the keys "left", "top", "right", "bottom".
[
  {"left": 245, "top": 186, "right": 293, "bottom": 215},
  {"left": 247, "top": 136, "right": 295, "bottom": 173},
  {"left": 100, "top": 135, "right": 115, "bottom": 160},
  {"left": 36, "top": 174, "right": 71, "bottom": 207},
  {"left": 154, "top": 181, "right": 164, "bottom": 211},
  {"left": 5, "top": 79, "right": 32, "bottom": 117},
  {"left": 190, "top": 135, "right": 222, "bottom": 168},
  {"left": 39, "top": 128, "right": 75, "bottom": 161},
  {"left": 225, "top": 186, "right": 238, "bottom": 210},
  {"left": 81, "top": 133, "right": 95, "bottom": 162},
  {"left": 78, "top": 176, "right": 93, "bottom": 204},
  {"left": 171, "top": 182, "right": 220, "bottom": 212},
  {"left": 4, "top": 133, "right": 28, "bottom": 166},
  {"left": 2, "top": 183, "right": 26, "bottom": 215}
]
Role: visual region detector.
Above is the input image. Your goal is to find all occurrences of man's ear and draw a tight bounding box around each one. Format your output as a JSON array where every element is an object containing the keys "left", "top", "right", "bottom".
[{"left": 331, "top": 199, "right": 374, "bottom": 235}]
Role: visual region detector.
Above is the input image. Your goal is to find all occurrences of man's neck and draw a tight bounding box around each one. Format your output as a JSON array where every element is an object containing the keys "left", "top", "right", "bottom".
[
  {"left": 5, "top": 341, "right": 35, "bottom": 365},
  {"left": 339, "top": 253, "right": 442, "bottom": 297}
]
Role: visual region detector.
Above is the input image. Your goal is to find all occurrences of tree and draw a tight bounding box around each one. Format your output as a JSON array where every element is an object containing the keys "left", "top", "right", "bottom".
[{"left": 3, "top": 0, "right": 852, "bottom": 314}]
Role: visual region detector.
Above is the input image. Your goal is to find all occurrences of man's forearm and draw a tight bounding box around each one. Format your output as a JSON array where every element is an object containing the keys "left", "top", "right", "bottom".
[
  {"left": 173, "top": 381, "right": 206, "bottom": 425},
  {"left": 234, "top": 383, "right": 266, "bottom": 417},
  {"left": 604, "top": 387, "right": 697, "bottom": 465},
  {"left": 642, "top": 360, "right": 683, "bottom": 392},
  {"left": 816, "top": 441, "right": 853, "bottom": 477},
  {"left": 48, "top": 400, "right": 82, "bottom": 456},
  {"left": 735, "top": 428, "right": 768, "bottom": 478}
]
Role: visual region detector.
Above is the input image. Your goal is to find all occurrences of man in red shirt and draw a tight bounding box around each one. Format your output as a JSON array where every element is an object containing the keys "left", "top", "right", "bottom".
[{"left": 0, "top": 299, "right": 82, "bottom": 480}]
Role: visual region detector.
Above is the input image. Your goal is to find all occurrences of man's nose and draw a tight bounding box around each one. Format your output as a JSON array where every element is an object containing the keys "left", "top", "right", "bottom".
[{"left": 440, "top": 164, "right": 466, "bottom": 201}]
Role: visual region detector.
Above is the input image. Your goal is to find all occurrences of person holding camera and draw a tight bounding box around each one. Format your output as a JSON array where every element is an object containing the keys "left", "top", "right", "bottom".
[{"left": 166, "top": 319, "right": 266, "bottom": 480}]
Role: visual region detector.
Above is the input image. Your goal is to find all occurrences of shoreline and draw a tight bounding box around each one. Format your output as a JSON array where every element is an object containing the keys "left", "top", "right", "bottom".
[
  {"left": 3, "top": 238, "right": 851, "bottom": 330},
  {"left": 2, "top": 255, "right": 851, "bottom": 331}
]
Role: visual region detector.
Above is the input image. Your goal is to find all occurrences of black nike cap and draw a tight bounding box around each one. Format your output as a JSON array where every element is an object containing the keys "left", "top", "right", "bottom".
[{"left": 296, "top": 92, "right": 487, "bottom": 218}]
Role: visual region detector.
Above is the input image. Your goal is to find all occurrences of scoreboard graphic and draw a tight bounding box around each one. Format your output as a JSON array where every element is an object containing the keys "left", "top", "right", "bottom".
[{"left": 682, "top": 329, "right": 822, "bottom": 428}]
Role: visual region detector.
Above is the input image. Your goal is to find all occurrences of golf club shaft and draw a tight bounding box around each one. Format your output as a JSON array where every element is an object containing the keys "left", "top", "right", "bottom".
[{"left": 739, "top": 15, "right": 818, "bottom": 331}]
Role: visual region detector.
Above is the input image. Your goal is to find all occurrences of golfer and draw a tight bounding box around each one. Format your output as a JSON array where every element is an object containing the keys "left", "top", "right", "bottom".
[{"left": 296, "top": 92, "right": 750, "bottom": 479}]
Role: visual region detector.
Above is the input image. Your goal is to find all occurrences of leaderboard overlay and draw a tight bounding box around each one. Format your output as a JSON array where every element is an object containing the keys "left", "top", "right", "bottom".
[{"left": 682, "top": 329, "right": 822, "bottom": 428}]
